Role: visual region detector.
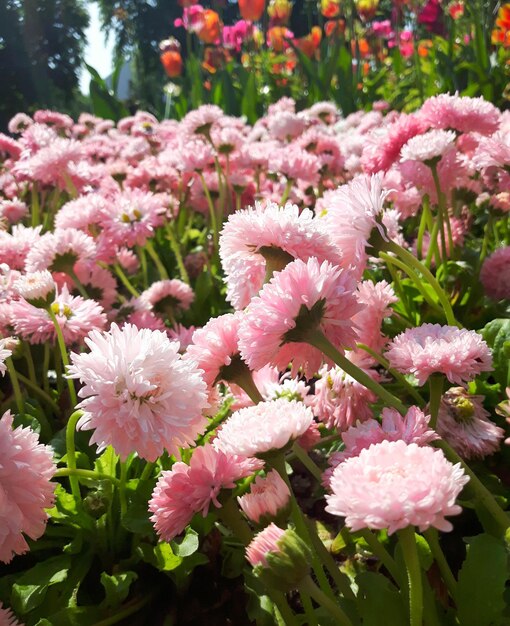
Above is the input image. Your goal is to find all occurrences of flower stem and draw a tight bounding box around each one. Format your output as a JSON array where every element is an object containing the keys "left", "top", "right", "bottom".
[
  {"left": 230, "top": 365, "right": 264, "bottom": 404},
  {"left": 199, "top": 171, "right": 219, "bottom": 253},
  {"left": 300, "top": 575, "right": 353, "bottom": 626},
  {"left": 146, "top": 239, "right": 169, "bottom": 280},
  {"left": 113, "top": 263, "right": 140, "bottom": 298},
  {"left": 64, "top": 410, "right": 83, "bottom": 500},
  {"left": 358, "top": 528, "right": 401, "bottom": 583},
  {"left": 398, "top": 526, "right": 423, "bottom": 626},
  {"left": 6, "top": 357, "right": 24, "bottom": 415},
  {"left": 428, "top": 374, "right": 444, "bottom": 429},
  {"left": 22, "top": 340, "right": 37, "bottom": 386},
  {"left": 119, "top": 461, "right": 128, "bottom": 517},
  {"left": 270, "top": 591, "right": 300, "bottom": 626},
  {"left": 140, "top": 461, "right": 156, "bottom": 482},
  {"left": 424, "top": 528, "right": 457, "bottom": 599},
  {"left": 280, "top": 179, "right": 293, "bottom": 204},
  {"left": 166, "top": 224, "right": 190, "bottom": 284},
  {"left": 292, "top": 443, "right": 323, "bottom": 482},
  {"left": 54, "top": 467, "right": 121, "bottom": 487},
  {"left": 217, "top": 496, "right": 253, "bottom": 545},
  {"left": 46, "top": 305, "right": 78, "bottom": 407},
  {"left": 307, "top": 330, "right": 407, "bottom": 415},
  {"left": 68, "top": 268, "right": 89, "bottom": 300},
  {"left": 16, "top": 371, "right": 61, "bottom": 415}
]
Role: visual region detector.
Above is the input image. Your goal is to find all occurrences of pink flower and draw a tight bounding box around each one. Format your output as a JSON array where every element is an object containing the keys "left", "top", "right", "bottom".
[
  {"left": 149, "top": 444, "right": 262, "bottom": 541},
  {"left": 400, "top": 129, "right": 456, "bottom": 163},
  {"left": 0, "top": 339, "right": 12, "bottom": 376},
  {"left": 220, "top": 201, "right": 341, "bottom": 309},
  {"left": 480, "top": 247, "right": 510, "bottom": 301},
  {"left": 140, "top": 279, "right": 194, "bottom": 318},
  {"left": 326, "top": 440, "right": 469, "bottom": 534},
  {"left": 14, "top": 270, "right": 56, "bottom": 303},
  {"left": 267, "top": 112, "right": 307, "bottom": 141},
  {"left": 0, "top": 226, "right": 43, "bottom": 270},
  {"left": 8, "top": 112, "right": 33, "bottom": 134},
  {"left": 10, "top": 285, "right": 106, "bottom": 345},
  {"left": 25, "top": 228, "right": 96, "bottom": 274},
  {"left": 420, "top": 94, "right": 500, "bottom": 136},
  {"left": 167, "top": 324, "right": 196, "bottom": 353},
  {"left": 238, "top": 469, "right": 290, "bottom": 523},
  {"left": 0, "top": 603, "right": 23, "bottom": 625},
  {"left": 214, "top": 398, "right": 313, "bottom": 457},
  {"left": 182, "top": 104, "right": 224, "bottom": 137},
  {"left": 268, "top": 146, "right": 321, "bottom": 185},
  {"left": 437, "top": 387, "right": 505, "bottom": 459},
  {"left": 0, "top": 199, "right": 28, "bottom": 223},
  {"left": 68, "top": 323, "right": 209, "bottom": 461},
  {"left": 246, "top": 523, "right": 286, "bottom": 567},
  {"left": 13, "top": 138, "right": 84, "bottom": 187},
  {"left": 238, "top": 257, "right": 361, "bottom": 378},
  {"left": 385, "top": 324, "right": 493, "bottom": 386},
  {"left": 352, "top": 279, "right": 397, "bottom": 358},
  {"left": 0, "top": 411, "right": 56, "bottom": 563}
]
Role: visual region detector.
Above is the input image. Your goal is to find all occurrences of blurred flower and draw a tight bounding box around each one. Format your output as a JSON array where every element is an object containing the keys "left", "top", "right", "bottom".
[
  {"left": 158, "top": 37, "right": 181, "bottom": 53},
  {"left": 492, "top": 3, "right": 510, "bottom": 47},
  {"left": 267, "top": 26, "right": 293, "bottom": 51},
  {"left": 355, "top": 0, "right": 379, "bottom": 21},
  {"left": 324, "top": 19, "right": 346, "bottom": 37},
  {"left": 295, "top": 26, "right": 322, "bottom": 58},
  {"left": 418, "top": 0, "right": 445, "bottom": 36},
  {"left": 196, "top": 9, "right": 222, "bottom": 44},
  {"left": 321, "top": 0, "right": 340, "bottom": 18},
  {"left": 238, "top": 0, "right": 265, "bottom": 22},
  {"left": 267, "top": 0, "right": 292, "bottom": 24},
  {"left": 372, "top": 20, "right": 392, "bottom": 38},
  {"left": 448, "top": 1, "right": 464, "bottom": 20},
  {"left": 160, "top": 51, "right": 183, "bottom": 78},
  {"left": 223, "top": 20, "right": 253, "bottom": 52},
  {"left": 203, "top": 46, "right": 232, "bottom": 73}
]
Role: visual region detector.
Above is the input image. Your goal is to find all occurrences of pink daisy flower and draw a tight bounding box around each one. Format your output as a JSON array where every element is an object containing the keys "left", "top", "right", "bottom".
[
  {"left": 13, "top": 138, "right": 84, "bottom": 187},
  {"left": 0, "top": 603, "right": 23, "bottom": 626},
  {"left": 33, "top": 109, "right": 73, "bottom": 129},
  {"left": 268, "top": 146, "right": 321, "bottom": 185},
  {"left": 167, "top": 324, "right": 196, "bottom": 353},
  {"left": 14, "top": 270, "right": 56, "bottom": 304},
  {"left": 10, "top": 285, "right": 106, "bottom": 345},
  {"left": 437, "top": 387, "right": 505, "bottom": 459},
  {"left": 267, "top": 112, "right": 307, "bottom": 141},
  {"left": 0, "top": 199, "right": 28, "bottom": 224},
  {"left": 238, "top": 469, "right": 290, "bottom": 524},
  {"left": 182, "top": 104, "right": 224, "bottom": 137},
  {"left": 54, "top": 193, "right": 109, "bottom": 231},
  {"left": 246, "top": 523, "right": 286, "bottom": 568},
  {"left": 140, "top": 279, "right": 194, "bottom": 318},
  {"left": 0, "top": 226, "right": 43, "bottom": 270},
  {"left": 0, "top": 339, "right": 12, "bottom": 376},
  {"left": 214, "top": 398, "right": 314, "bottom": 458},
  {"left": 326, "top": 440, "right": 469, "bottom": 534},
  {"left": 385, "top": 324, "right": 493, "bottom": 386},
  {"left": 0, "top": 411, "right": 56, "bottom": 563},
  {"left": 68, "top": 323, "right": 209, "bottom": 461},
  {"left": 420, "top": 94, "right": 500, "bottom": 136},
  {"left": 149, "top": 444, "right": 262, "bottom": 541},
  {"left": 72, "top": 261, "right": 117, "bottom": 309},
  {"left": 238, "top": 257, "right": 361, "bottom": 378},
  {"left": 24, "top": 228, "right": 96, "bottom": 274},
  {"left": 219, "top": 201, "right": 341, "bottom": 309},
  {"left": 8, "top": 112, "right": 33, "bottom": 134},
  {"left": 400, "top": 129, "right": 456, "bottom": 163},
  {"left": 352, "top": 279, "right": 397, "bottom": 358},
  {"left": 480, "top": 247, "right": 510, "bottom": 301}
]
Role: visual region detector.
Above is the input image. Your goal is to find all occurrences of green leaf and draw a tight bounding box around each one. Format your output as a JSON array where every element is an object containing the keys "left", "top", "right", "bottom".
[
  {"left": 241, "top": 72, "right": 257, "bottom": 124},
  {"left": 46, "top": 484, "right": 95, "bottom": 532},
  {"left": 94, "top": 445, "right": 119, "bottom": 475},
  {"left": 456, "top": 534, "right": 510, "bottom": 626},
  {"left": 171, "top": 527, "right": 199, "bottom": 557},
  {"left": 12, "top": 555, "right": 71, "bottom": 614},
  {"left": 356, "top": 572, "right": 407, "bottom": 626},
  {"left": 36, "top": 606, "right": 103, "bottom": 626},
  {"left": 154, "top": 542, "right": 183, "bottom": 571},
  {"left": 481, "top": 319, "right": 510, "bottom": 388},
  {"left": 100, "top": 571, "right": 138, "bottom": 609}
]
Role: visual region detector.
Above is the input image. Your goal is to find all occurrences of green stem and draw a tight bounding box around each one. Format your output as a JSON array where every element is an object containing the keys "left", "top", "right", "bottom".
[
  {"left": 292, "top": 443, "right": 323, "bottom": 482},
  {"left": 280, "top": 179, "right": 293, "bottom": 204},
  {"left": 199, "top": 171, "right": 219, "bottom": 252},
  {"left": 140, "top": 461, "right": 156, "bottom": 482},
  {"left": 306, "top": 330, "right": 407, "bottom": 415},
  {"left": 270, "top": 591, "right": 300, "bottom": 626},
  {"left": 217, "top": 496, "right": 253, "bottom": 545},
  {"left": 146, "top": 239, "right": 169, "bottom": 280},
  {"left": 416, "top": 196, "right": 430, "bottom": 259},
  {"left": 137, "top": 246, "right": 149, "bottom": 290},
  {"left": 46, "top": 306, "right": 78, "bottom": 407},
  {"left": 358, "top": 528, "right": 401, "bottom": 583},
  {"left": 113, "top": 263, "right": 140, "bottom": 298},
  {"left": 6, "top": 357, "right": 25, "bottom": 415},
  {"left": 300, "top": 590, "right": 319, "bottom": 626},
  {"left": 119, "top": 461, "right": 128, "bottom": 517},
  {"left": 166, "top": 224, "right": 190, "bottom": 284},
  {"left": 43, "top": 342, "right": 50, "bottom": 394},
  {"left": 16, "top": 371, "right": 61, "bottom": 415},
  {"left": 68, "top": 268, "right": 89, "bottom": 300},
  {"left": 424, "top": 528, "right": 457, "bottom": 600},
  {"left": 356, "top": 343, "right": 425, "bottom": 407},
  {"left": 230, "top": 366, "right": 264, "bottom": 404},
  {"left": 31, "top": 182, "right": 39, "bottom": 227},
  {"left": 398, "top": 526, "right": 423, "bottom": 626},
  {"left": 65, "top": 410, "right": 83, "bottom": 499},
  {"left": 428, "top": 374, "right": 444, "bottom": 429},
  {"left": 54, "top": 467, "right": 122, "bottom": 488},
  {"left": 300, "top": 576, "right": 353, "bottom": 626},
  {"left": 22, "top": 341, "right": 37, "bottom": 386}
]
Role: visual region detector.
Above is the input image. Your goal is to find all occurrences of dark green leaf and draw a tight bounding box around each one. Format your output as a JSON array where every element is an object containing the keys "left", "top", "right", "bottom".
[
  {"left": 12, "top": 555, "right": 71, "bottom": 614},
  {"left": 100, "top": 571, "right": 138, "bottom": 609},
  {"left": 481, "top": 319, "right": 510, "bottom": 387},
  {"left": 356, "top": 571, "right": 407, "bottom": 626},
  {"left": 172, "top": 528, "right": 199, "bottom": 558}
]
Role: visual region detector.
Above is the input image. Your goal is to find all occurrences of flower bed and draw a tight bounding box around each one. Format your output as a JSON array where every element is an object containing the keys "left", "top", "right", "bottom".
[{"left": 0, "top": 95, "right": 509, "bottom": 625}]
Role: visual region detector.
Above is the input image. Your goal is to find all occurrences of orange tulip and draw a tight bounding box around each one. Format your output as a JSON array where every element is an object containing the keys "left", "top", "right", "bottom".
[
  {"left": 267, "top": 0, "right": 292, "bottom": 24},
  {"left": 238, "top": 0, "right": 265, "bottom": 21},
  {"left": 160, "top": 51, "right": 183, "bottom": 77},
  {"left": 355, "top": 0, "right": 379, "bottom": 20},
  {"left": 324, "top": 19, "right": 346, "bottom": 37},
  {"left": 196, "top": 9, "right": 221, "bottom": 44},
  {"left": 296, "top": 26, "right": 323, "bottom": 57},
  {"left": 492, "top": 3, "right": 510, "bottom": 47},
  {"left": 321, "top": 0, "right": 341, "bottom": 18},
  {"left": 267, "top": 26, "right": 292, "bottom": 51},
  {"left": 417, "top": 39, "right": 432, "bottom": 57}
]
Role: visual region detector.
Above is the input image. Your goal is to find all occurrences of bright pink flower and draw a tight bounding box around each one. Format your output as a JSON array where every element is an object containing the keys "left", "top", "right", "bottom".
[
  {"left": 437, "top": 387, "right": 504, "bottom": 459},
  {"left": 238, "top": 469, "right": 290, "bottom": 523},
  {"left": 385, "top": 324, "right": 493, "bottom": 386},
  {"left": 239, "top": 257, "right": 361, "bottom": 377},
  {"left": 33, "top": 109, "right": 73, "bottom": 129},
  {"left": 268, "top": 146, "right": 321, "bottom": 185},
  {"left": 246, "top": 523, "right": 286, "bottom": 567},
  {"left": 326, "top": 440, "right": 469, "bottom": 533},
  {"left": 352, "top": 279, "right": 397, "bottom": 357},
  {"left": 420, "top": 94, "right": 501, "bottom": 136},
  {"left": 149, "top": 444, "right": 262, "bottom": 541},
  {"left": 0, "top": 411, "right": 56, "bottom": 563},
  {"left": 480, "top": 247, "right": 510, "bottom": 301},
  {"left": 140, "top": 279, "right": 194, "bottom": 318},
  {"left": 0, "top": 226, "right": 42, "bottom": 270},
  {"left": 73, "top": 261, "right": 117, "bottom": 309},
  {"left": 68, "top": 323, "right": 209, "bottom": 461},
  {"left": 220, "top": 201, "right": 341, "bottom": 309},
  {"left": 0, "top": 199, "right": 28, "bottom": 223},
  {"left": 25, "top": 228, "right": 96, "bottom": 273},
  {"left": 0, "top": 602, "right": 23, "bottom": 625},
  {"left": 13, "top": 138, "right": 84, "bottom": 187},
  {"left": 214, "top": 398, "right": 313, "bottom": 457},
  {"left": 55, "top": 193, "right": 109, "bottom": 231},
  {"left": 0, "top": 134, "right": 22, "bottom": 160},
  {"left": 167, "top": 324, "right": 196, "bottom": 353}
]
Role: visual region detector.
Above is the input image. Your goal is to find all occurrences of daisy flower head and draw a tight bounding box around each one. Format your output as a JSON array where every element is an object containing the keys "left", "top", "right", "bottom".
[
  {"left": 68, "top": 323, "right": 209, "bottom": 461},
  {"left": 0, "top": 411, "right": 56, "bottom": 563},
  {"left": 149, "top": 444, "right": 262, "bottom": 542},
  {"left": 400, "top": 129, "right": 456, "bottom": 165},
  {"left": 480, "top": 247, "right": 510, "bottom": 301},
  {"left": 219, "top": 201, "right": 342, "bottom": 309},
  {"left": 24, "top": 228, "right": 96, "bottom": 274},
  {"left": 238, "top": 469, "right": 290, "bottom": 524},
  {"left": 385, "top": 324, "right": 493, "bottom": 386},
  {"left": 140, "top": 279, "right": 194, "bottom": 319},
  {"left": 326, "top": 440, "right": 469, "bottom": 534},
  {"left": 214, "top": 398, "right": 314, "bottom": 458},
  {"left": 14, "top": 270, "right": 56, "bottom": 307},
  {"left": 0, "top": 339, "right": 12, "bottom": 376},
  {"left": 420, "top": 93, "right": 501, "bottom": 136},
  {"left": 238, "top": 257, "right": 361, "bottom": 378}
]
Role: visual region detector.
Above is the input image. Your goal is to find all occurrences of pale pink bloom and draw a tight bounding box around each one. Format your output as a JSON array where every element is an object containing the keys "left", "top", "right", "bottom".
[
  {"left": 385, "top": 324, "right": 493, "bottom": 386},
  {"left": 33, "top": 109, "right": 73, "bottom": 129},
  {"left": 220, "top": 201, "right": 342, "bottom": 309},
  {"left": 126, "top": 303, "right": 167, "bottom": 333},
  {"left": 268, "top": 146, "right": 321, "bottom": 185},
  {"left": 420, "top": 94, "right": 500, "bottom": 136},
  {"left": 13, "top": 138, "right": 84, "bottom": 187},
  {"left": 473, "top": 133, "right": 510, "bottom": 169},
  {"left": 352, "top": 280, "right": 397, "bottom": 357},
  {"left": 214, "top": 399, "right": 314, "bottom": 457},
  {"left": 25, "top": 228, "right": 96, "bottom": 273},
  {"left": 182, "top": 105, "right": 224, "bottom": 137},
  {"left": 140, "top": 279, "right": 194, "bottom": 317},
  {"left": 319, "top": 174, "right": 389, "bottom": 278},
  {"left": 238, "top": 469, "right": 290, "bottom": 523},
  {"left": 149, "top": 444, "right": 262, "bottom": 541},
  {"left": 437, "top": 387, "right": 504, "bottom": 459},
  {"left": 14, "top": 270, "right": 55, "bottom": 303},
  {"left": 400, "top": 129, "right": 456, "bottom": 163},
  {"left": 311, "top": 363, "right": 377, "bottom": 431},
  {"left": 0, "top": 410, "right": 56, "bottom": 563},
  {"left": 212, "top": 126, "right": 244, "bottom": 154},
  {"left": 186, "top": 313, "right": 243, "bottom": 387},
  {"left": 246, "top": 523, "right": 286, "bottom": 567},
  {"left": 55, "top": 193, "right": 109, "bottom": 231},
  {"left": 73, "top": 261, "right": 117, "bottom": 309},
  {"left": 326, "top": 440, "right": 469, "bottom": 534},
  {"left": 68, "top": 323, "right": 209, "bottom": 461},
  {"left": 117, "top": 248, "right": 140, "bottom": 274},
  {"left": 305, "top": 101, "right": 339, "bottom": 124},
  {"left": 8, "top": 112, "right": 33, "bottom": 134},
  {"left": 179, "top": 140, "right": 215, "bottom": 173},
  {"left": 0, "top": 339, "right": 12, "bottom": 376},
  {"left": 0, "top": 602, "right": 23, "bottom": 625},
  {"left": 268, "top": 97, "right": 296, "bottom": 116},
  {"left": 0, "top": 134, "right": 22, "bottom": 160},
  {"left": 267, "top": 112, "right": 307, "bottom": 141},
  {"left": 167, "top": 324, "right": 196, "bottom": 353},
  {"left": 228, "top": 366, "right": 304, "bottom": 411},
  {"left": 480, "top": 247, "right": 510, "bottom": 301},
  {"left": 239, "top": 258, "right": 361, "bottom": 377},
  {"left": 0, "top": 199, "right": 28, "bottom": 223},
  {"left": 100, "top": 189, "right": 166, "bottom": 248}
]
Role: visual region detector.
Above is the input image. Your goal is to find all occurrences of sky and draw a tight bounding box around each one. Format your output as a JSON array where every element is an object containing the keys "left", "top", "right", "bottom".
[{"left": 79, "top": 2, "right": 115, "bottom": 93}]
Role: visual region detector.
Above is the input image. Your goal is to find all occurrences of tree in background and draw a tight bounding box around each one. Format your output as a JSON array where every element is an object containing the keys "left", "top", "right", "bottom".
[{"left": 0, "top": 0, "right": 89, "bottom": 130}]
